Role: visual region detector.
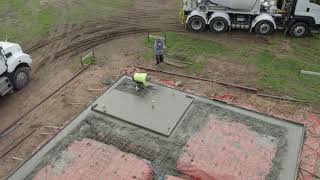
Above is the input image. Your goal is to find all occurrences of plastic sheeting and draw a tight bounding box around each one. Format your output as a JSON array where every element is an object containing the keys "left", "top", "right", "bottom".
[
  {"left": 213, "top": 93, "right": 320, "bottom": 179},
  {"left": 177, "top": 116, "right": 277, "bottom": 180},
  {"left": 33, "top": 138, "right": 153, "bottom": 180}
]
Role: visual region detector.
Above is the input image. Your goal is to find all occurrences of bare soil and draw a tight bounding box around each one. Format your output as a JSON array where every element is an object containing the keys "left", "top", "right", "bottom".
[
  {"left": 0, "top": 35, "right": 142, "bottom": 178},
  {"left": 0, "top": 0, "right": 319, "bottom": 178}
]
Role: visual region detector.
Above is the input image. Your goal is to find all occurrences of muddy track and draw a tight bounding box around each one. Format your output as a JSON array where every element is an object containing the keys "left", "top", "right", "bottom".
[
  {"left": 0, "top": 0, "right": 182, "bottom": 169},
  {"left": 26, "top": 20, "right": 183, "bottom": 56},
  {"left": 25, "top": 17, "right": 183, "bottom": 74},
  {"left": 25, "top": 0, "right": 182, "bottom": 58},
  {"left": 55, "top": 27, "right": 156, "bottom": 58}
]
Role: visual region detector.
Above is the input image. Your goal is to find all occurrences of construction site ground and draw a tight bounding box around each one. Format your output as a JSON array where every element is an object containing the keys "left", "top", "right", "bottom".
[
  {"left": 6, "top": 76, "right": 305, "bottom": 179},
  {"left": 0, "top": 0, "right": 320, "bottom": 179}
]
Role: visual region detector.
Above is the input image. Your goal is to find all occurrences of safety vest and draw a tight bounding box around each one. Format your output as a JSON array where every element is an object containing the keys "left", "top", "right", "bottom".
[{"left": 133, "top": 73, "right": 149, "bottom": 87}]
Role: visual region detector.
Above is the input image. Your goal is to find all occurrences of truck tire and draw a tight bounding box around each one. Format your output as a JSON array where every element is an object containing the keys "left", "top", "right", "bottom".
[
  {"left": 12, "top": 67, "right": 31, "bottom": 90},
  {"left": 289, "top": 22, "right": 309, "bottom": 38},
  {"left": 209, "top": 17, "right": 228, "bottom": 33},
  {"left": 255, "top": 21, "right": 274, "bottom": 35},
  {"left": 187, "top": 16, "right": 206, "bottom": 32}
]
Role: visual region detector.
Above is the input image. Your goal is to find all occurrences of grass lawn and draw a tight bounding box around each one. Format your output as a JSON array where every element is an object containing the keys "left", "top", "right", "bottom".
[
  {"left": 0, "top": 0, "right": 133, "bottom": 43},
  {"left": 144, "top": 32, "right": 320, "bottom": 104}
]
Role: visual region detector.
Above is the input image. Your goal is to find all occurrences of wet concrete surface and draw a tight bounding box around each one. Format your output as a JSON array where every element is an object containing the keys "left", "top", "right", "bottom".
[
  {"left": 92, "top": 77, "right": 194, "bottom": 136},
  {"left": 7, "top": 76, "right": 305, "bottom": 180}
]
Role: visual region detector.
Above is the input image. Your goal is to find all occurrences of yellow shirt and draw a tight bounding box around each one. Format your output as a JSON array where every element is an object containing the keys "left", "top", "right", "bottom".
[{"left": 133, "top": 73, "right": 149, "bottom": 87}]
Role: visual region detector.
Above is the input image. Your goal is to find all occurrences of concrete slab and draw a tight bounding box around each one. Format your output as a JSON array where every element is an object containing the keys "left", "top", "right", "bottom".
[
  {"left": 91, "top": 77, "right": 194, "bottom": 136},
  {"left": 6, "top": 75, "right": 305, "bottom": 180}
]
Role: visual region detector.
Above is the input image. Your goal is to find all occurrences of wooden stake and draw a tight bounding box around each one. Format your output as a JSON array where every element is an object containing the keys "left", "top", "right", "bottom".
[
  {"left": 87, "top": 88, "right": 103, "bottom": 91},
  {"left": 257, "top": 93, "right": 307, "bottom": 103},
  {"left": 39, "top": 133, "right": 54, "bottom": 135},
  {"left": 44, "top": 126, "right": 61, "bottom": 129},
  {"left": 11, "top": 157, "right": 24, "bottom": 161},
  {"left": 67, "top": 102, "right": 85, "bottom": 105}
]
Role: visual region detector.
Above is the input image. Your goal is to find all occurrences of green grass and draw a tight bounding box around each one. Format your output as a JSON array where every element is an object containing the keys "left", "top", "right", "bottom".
[
  {"left": 144, "top": 32, "right": 320, "bottom": 103},
  {"left": 250, "top": 50, "right": 320, "bottom": 102},
  {"left": 0, "top": 0, "right": 133, "bottom": 43},
  {"left": 145, "top": 32, "right": 230, "bottom": 73}
]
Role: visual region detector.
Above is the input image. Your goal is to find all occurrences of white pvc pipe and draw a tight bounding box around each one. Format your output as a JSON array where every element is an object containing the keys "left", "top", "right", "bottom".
[{"left": 300, "top": 70, "right": 320, "bottom": 77}]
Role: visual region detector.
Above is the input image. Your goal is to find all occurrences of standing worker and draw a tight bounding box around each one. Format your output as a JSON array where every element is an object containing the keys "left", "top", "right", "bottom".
[
  {"left": 132, "top": 72, "right": 150, "bottom": 91},
  {"left": 154, "top": 38, "right": 165, "bottom": 70}
]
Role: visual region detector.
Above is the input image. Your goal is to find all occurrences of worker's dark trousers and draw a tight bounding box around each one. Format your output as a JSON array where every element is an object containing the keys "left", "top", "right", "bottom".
[
  {"left": 134, "top": 81, "right": 144, "bottom": 89},
  {"left": 156, "top": 54, "right": 164, "bottom": 65}
]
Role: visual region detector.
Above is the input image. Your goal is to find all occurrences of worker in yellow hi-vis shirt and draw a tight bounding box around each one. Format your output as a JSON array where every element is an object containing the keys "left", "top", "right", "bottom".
[{"left": 132, "top": 73, "right": 150, "bottom": 91}]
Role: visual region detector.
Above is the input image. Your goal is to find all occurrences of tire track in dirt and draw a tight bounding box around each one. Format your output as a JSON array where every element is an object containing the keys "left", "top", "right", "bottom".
[
  {"left": 25, "top": 0, "right": 182, "bottom": 57},
  {"left": 26, "top": 20, "right": 182, "bottom": 55},
  {"left": 0, "top": 1, "right": 182, "bottom": 177},
  {"left": 7, "top": 0, "right": 181, "bottom": 132}
]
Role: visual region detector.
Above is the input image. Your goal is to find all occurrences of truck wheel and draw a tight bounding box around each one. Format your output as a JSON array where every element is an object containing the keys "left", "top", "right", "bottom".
[
  {"left": 209, "top": 17, "right": 228, "bottom": 33},
  {"left": 12, "top": 67, "right": 30, "bottom": 90},
  {"left": 289, "top": 22, "right": 309, "bottom": 37},
  {"left": 187, "top": 16, "right": 206, "bottom": 32},
  {"left": 255, "top": 21, "right": 274, "bottom": 35}
]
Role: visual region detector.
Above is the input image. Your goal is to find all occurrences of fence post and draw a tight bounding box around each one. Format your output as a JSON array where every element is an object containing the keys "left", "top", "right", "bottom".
[
  {"left": 165, "top": 34, "right": 167, "bottom": 45},
  {"left": 80, "top": 55, "right": 83, "bottom": 66},
  {"left": 92, "top": 50, "right": 95, "bottom": 59}
]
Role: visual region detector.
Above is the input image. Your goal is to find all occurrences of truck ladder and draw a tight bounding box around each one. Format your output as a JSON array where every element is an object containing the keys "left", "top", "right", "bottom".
[{"left": 0, "top": 77, "right": 13, "bottom": 96}]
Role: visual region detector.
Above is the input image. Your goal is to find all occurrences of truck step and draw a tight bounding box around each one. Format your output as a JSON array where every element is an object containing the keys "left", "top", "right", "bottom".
[{"left": 0, "top": 77, "right": 13, "bottom": 96}]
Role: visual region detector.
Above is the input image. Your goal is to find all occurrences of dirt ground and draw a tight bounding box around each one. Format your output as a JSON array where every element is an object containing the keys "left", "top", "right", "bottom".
[{"left": 0, "top": 0, "right": 319, "bottom": 179}]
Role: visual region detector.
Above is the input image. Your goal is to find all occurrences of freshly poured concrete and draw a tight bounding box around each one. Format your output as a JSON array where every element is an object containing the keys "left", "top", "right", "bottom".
[
  {"left": 92, "top": 78, "right": 194, "bottom": 136},
  {"left": 6, "top": 75, "right": 305, "bottom": 180}
]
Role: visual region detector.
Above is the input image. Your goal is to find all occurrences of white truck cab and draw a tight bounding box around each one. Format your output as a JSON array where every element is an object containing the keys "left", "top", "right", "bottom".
[
  {"left": 290, "top": 0, "right": 320, "bottom": 36},
  {"left": 183, "top": 0, "right": 320, "bottom": 37},
  {"left": 295, "top": 0, "right": 320, "bottom": 24},
  {"left": 0, "top": 41, "right": 32, "bottom": 96}
]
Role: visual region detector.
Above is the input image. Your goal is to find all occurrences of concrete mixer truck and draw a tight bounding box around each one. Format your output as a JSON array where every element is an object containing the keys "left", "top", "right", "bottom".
[
  {"left": 0, "top": 42, "right": 32, "bottom": 96},
  {"left": 183, "top": 0, "right": 320, "bottom": 37}
]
